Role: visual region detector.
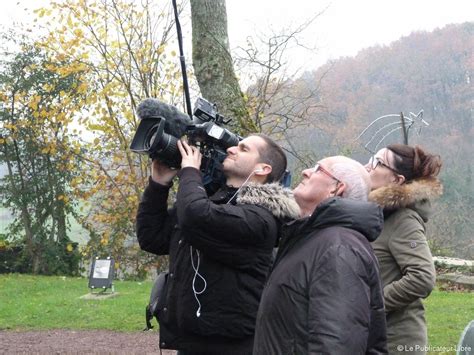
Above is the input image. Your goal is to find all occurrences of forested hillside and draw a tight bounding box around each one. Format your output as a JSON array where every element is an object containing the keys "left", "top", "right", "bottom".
[{"left": 281, "top": 22, "right": 473, "bottom": 258}]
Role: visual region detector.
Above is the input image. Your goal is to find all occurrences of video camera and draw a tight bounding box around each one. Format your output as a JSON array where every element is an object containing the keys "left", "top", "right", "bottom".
[{"left": 130, "top": 97, "right": 241, "bottom": 193}]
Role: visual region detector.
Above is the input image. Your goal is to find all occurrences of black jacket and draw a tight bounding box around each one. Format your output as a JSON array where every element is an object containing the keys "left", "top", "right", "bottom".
[
  {"left": 253, "top": 197, "right": 388, "bottom": 355},
  {"left": 136, "top": 167, "right": 300, "bottom": 353}
]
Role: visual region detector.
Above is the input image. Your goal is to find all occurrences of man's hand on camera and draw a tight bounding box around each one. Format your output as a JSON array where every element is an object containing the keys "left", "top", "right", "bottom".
[
  {"left": 178, "top": 140, "right": 202, "bottom": 170},
  {"left": 151, "top": 160, "right": 178, "bottom": 185}
]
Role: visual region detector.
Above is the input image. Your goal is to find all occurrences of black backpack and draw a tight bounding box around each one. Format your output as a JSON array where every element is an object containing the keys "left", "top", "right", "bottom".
[{"left": 144, "top": 271, "right": 168, "bottom": 331}]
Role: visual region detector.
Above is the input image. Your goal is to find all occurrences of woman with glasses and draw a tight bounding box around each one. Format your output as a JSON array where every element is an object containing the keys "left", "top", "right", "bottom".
[{"left": 365, "top": 144, "right": 442, "bottom": 354}]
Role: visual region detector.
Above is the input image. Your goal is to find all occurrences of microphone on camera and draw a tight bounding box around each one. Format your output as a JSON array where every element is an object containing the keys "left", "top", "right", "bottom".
[
  {"left": 136, "top": 98, "right": 192, "bottom": 137},
  {"left": 137, "top": 98, "right": 190, "bottom": 120}
]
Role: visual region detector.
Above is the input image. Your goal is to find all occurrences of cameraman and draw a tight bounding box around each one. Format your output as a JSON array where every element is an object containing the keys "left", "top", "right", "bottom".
[{"left": 136, "top": 134, "right": 300, "bottom": 355}]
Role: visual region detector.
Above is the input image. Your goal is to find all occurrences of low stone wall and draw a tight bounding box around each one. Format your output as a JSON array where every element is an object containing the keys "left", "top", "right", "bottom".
[
  {"left": 433, "top": 256, "right": 473, "bottom": 267},
  {"left": 433, "top": 256, "right": 473, "bottom": 291},
  {"left": 437, "top": 273, "right": 474, "bottom": 290}
]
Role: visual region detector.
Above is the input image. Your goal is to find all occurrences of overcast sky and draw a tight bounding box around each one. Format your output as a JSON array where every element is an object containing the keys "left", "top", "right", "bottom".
[
  {"left": 1, "top": 0, "right": 473, "bottom": 72},
  {"left": 227, "top": 0, "right": 473, "bottom": 71}
]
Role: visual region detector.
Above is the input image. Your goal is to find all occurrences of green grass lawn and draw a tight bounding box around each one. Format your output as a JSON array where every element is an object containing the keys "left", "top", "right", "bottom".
[
  {"left": 0, "top": 274, "right": 153, "bottom": 332},
  {"left": 424, "top": 289, "right": 473, "bottom": 353},
  {"left": 0, "top": 274, "right": 472, "bottom": 353}
]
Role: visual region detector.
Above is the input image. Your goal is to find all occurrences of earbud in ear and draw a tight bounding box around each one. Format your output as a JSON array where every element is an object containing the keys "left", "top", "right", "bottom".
[{"left": 254, "top": 168, "right": 264, "bottom": 173}]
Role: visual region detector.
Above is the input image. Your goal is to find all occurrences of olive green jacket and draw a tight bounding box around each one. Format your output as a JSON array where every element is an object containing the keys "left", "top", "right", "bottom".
[{"left": 369, "top": 178, "right": 442, "bottom": 354}]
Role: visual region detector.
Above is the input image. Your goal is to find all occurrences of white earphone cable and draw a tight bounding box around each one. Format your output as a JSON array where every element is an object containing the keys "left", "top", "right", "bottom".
[
  {"left": 190, "top": 246, "right": 206, "bottom": 317},
  {"left": 189, "top": 169, "right": 260, "bottom": 318}
]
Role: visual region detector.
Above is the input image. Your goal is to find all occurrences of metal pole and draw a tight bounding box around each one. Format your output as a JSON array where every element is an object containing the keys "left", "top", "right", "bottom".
[
  {"left": 172, "top": 0, "right": 193, "bottom": 118},
  {"left": 400, "top": 112, "right": 408, "bottom": 144}
]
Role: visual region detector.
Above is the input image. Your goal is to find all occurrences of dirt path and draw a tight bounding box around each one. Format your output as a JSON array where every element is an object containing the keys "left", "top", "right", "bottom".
[{"left": 0, "top": 330, "right": 177, "bottom": 354}]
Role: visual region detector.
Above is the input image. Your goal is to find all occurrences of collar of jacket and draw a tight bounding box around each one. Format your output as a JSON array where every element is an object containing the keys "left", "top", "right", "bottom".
[
  {"left": 368, "top": 177, "right": 443, "bottom": 213},
  {"left": 282, "top": 197, "right": 384, "bottom": 243},
  {"left": 210, "top": 185, "right": 239, "bottom": 204},
  {"left": 235, "top": 182, "right": 301, "bottom": 220}
]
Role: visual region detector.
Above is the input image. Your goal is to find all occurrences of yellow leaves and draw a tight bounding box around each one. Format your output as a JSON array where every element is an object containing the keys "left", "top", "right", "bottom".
[
  {"left": 100, "top": 230, "right": 111, "bottom": 247},
  {"left": 88, "top": 123, "right": 108, "bottom": 132},
  {"left": 25, "top": 64, "right": 39, "bottom": 73},
  {"left": 28, "top": 94, "right": 42, "bottom": 111},
  {"left": 73, "top": 29, "right": 84, "bottom": 38},
  {"left": 29, "top": 101, "right": 38, "bottom": 111},
  {"left": 73, "top": 145, "right": 81, "bottom": 155},
  {"left": 77, "top": 82, "right": 88, "bottom": 94},
  {"left": 127, "top": 194, "right": 138, "bottom": 205},
  {"left": 3, "top": 123, "right": 15, "bottom": 131},
  {"left": 112, "top": 155, "right": 123, "bottom": 164},
  {"left": 44, "top": 63, "right": 57, "bottom": 72},
  {"left": 157, "top": 45, "right": 165, "bottom": 55},
  {"left": 35, "top": 8, "right": 46, "bottom": 17},
  {"left": 43, "top": 83, "right": 54, "bottom": 93},
  {"left": 39, "top": 109, "right": 49, "bottom": 118},
  {"left": 110, "top": 40, "right": 121, "bottom": 50},
  {"left": 123, "top": 110, "right": 134, "bottom": 122},
  {"left": 34, "top": 8, "right": 52, "bottom": 18},
  {"left": 79, "top": 51, "right": 90, "bottom": 61},
  {"left": 56, "top": 53, "right": 66, "bottom": 62},
  {"left": 0, "top": 92, "right": 7, "bottom": 102},
  {"left": 55, "top": 112, "right": 67, "bottom": 124},
  {"left": 57, "top": 194, "right": 70, "bottom": 203},
  {"left": 66, "top": 243, "right": 74, "bottom": 252},
  {"left": 41, "top": 141, "right": 58, "bottom": 155},
  {"left": 25, "top": 0, "right": 189, "bottom": 261},
  {"left": 71, "top": 177, "right": 83, "bottom": 187}
]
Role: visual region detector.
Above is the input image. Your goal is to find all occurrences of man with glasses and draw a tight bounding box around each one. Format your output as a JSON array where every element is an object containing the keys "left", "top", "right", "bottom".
[{"left": 253, "top": 156, "right": 388, "bottom": 354}]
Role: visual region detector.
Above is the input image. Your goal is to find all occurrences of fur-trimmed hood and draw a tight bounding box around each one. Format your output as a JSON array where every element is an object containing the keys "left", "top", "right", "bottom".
[
  {"left": 369, "top": 177, "right": 443, "bottom": 218},
  {"left": 237, "top": 182, "right": 300, "bottom": 221}
]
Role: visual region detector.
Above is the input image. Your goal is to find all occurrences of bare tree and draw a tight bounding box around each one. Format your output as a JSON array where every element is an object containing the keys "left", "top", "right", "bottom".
[{"left": 233, "top": 10, "right": 328, "bottom": 163}]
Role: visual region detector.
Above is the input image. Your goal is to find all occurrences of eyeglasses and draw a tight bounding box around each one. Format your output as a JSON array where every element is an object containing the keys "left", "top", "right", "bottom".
[
  {"left": 368, "top": 156, "right": 400, "bottom": 174},
  {"left": 312, "top": 163, "right": 341, "bottom": 184}
]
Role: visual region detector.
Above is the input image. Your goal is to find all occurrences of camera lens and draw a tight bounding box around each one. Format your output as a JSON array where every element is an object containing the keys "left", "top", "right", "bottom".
[{"left": 145, "top": 126, "right": 159, "bottom": 150}]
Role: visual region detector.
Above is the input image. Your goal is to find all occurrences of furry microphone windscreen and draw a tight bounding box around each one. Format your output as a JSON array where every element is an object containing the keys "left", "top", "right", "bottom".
[{"left": 136, "top": 98, "right": 192, "bottom": 138}]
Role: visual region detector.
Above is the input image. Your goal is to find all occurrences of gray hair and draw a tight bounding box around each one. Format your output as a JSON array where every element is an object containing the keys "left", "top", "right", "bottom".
[{"left": 329, "top": 156, "right": 371, "bottom": 201}]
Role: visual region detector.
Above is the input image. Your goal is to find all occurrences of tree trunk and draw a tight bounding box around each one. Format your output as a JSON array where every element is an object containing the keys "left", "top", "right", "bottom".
[{"left": 190, "top": 0, "right": 251, "bottom": 133}]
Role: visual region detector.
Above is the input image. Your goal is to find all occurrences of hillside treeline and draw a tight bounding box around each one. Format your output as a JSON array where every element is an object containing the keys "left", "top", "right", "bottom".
[{"left": 280, "top": 22, "right": 473, "bottom": 258}]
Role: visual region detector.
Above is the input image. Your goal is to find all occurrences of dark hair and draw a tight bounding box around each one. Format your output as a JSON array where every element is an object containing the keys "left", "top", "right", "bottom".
[
  {"left": 251, "top": 133, "right": 287, "bottom": 183},
  {"left": 387, "top": 144, "right": 442, "bottom": 182}
]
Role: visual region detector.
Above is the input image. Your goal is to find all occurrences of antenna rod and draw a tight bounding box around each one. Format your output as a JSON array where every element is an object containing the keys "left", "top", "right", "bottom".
[{"left": 172, "top": 0, "right": 192, "bottom": 118}]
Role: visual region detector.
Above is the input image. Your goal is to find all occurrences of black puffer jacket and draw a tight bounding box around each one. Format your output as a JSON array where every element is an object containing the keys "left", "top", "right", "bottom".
[
  {"left": 136, "top": 167, "right": 300, "bottom": 353},
  {"left": 253, "top": 197, "right": 388, "bottom": 355}
]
